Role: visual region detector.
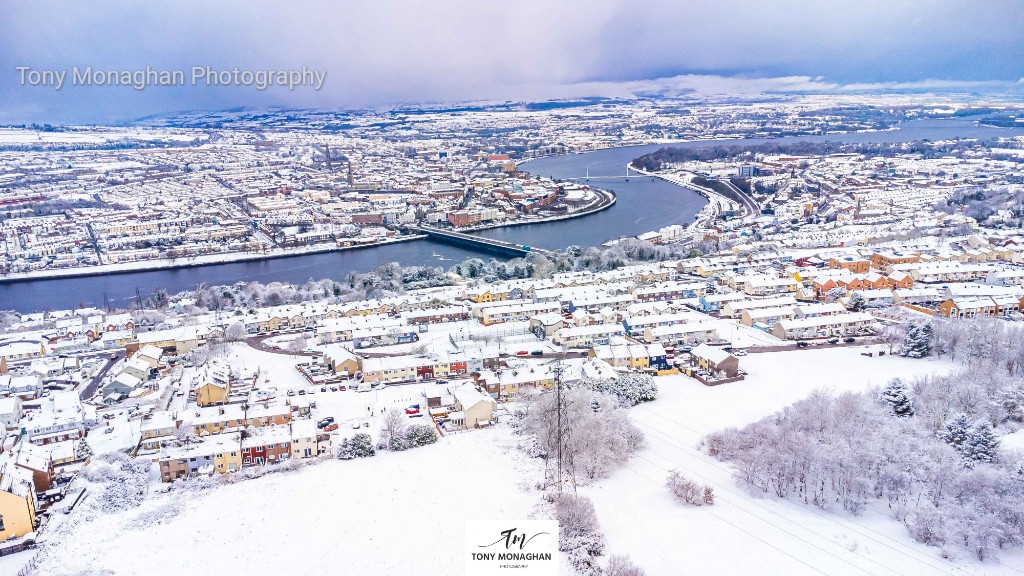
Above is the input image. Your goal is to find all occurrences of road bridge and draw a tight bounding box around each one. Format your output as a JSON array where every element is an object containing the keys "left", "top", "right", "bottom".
[{"left": 408, "top": 226, "right": 553, "bottom": 258}]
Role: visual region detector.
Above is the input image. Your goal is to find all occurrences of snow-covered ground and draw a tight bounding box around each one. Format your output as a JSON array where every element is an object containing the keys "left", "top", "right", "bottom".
[
  {"left": 582, "top": 345, "right": 1024, "bottom": 575},
  {"left": 30, "top": 425, "right": 549, "bottom": 576}
]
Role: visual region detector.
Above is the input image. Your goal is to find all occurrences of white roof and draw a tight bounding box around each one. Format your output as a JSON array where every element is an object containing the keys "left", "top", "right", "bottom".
[{"left": 691, "top": 344, "right": 735, "bottom": 365}]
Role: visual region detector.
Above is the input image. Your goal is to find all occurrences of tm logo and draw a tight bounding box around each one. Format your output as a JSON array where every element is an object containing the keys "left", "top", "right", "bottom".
[{"left": 479, "top": 528, "right": 551, "bottom": 551}]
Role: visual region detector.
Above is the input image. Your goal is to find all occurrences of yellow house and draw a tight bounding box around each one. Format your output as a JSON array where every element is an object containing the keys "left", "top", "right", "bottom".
[
  {"left": 196, "top": 380, "right": 229, "bottom": 407},
  {"left": 0, "top": 466, "right": 36, "bottom": 540},
  {"left": 196, "top": 361, "right": 231, "bottom": 407},
  {"left": 214, "top": 447, "right": 242, "bottom": 474},
  {"left": 322, "top": 345, "right": 361, "bottom": 377}
]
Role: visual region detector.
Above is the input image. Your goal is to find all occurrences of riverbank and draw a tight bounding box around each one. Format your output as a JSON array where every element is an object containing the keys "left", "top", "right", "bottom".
[
  {"left": 0, "top": 182, "right": 615, "bottom": 285},
  {"left": 0, "top": 235, "right": 427, "bottom": 284},
  {"left": 445, "top": 188, "right": 616, "bottom": 233},
  {"left": 625, "top": 165, "right": 735, "bottom": 229}
]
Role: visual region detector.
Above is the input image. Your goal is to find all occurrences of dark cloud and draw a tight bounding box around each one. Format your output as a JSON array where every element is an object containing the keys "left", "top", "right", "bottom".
[{"left": 1, "top": 0, "right": 1022, "bottom": 123}]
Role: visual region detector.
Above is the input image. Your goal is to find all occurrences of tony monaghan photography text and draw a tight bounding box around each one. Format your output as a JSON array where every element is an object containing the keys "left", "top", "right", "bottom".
[{"left": 14, "top": 65, "right": 327, "bottom": 90}]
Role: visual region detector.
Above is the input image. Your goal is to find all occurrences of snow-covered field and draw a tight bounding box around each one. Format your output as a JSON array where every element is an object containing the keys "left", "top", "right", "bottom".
[
  {"left": 582, "top": 345, "right": 1024, "bottom": 576},
  {"left": 22, "top": 343, "right": 1024, "bottom": 576},
  {"left": 31, "top": 426, "right": 549, "bottom": 576}
]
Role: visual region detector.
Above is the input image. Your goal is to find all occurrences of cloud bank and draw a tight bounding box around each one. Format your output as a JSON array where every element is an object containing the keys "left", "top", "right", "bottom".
[{"left": 1, "top": 0, "right": 1021, "bottom": 123}]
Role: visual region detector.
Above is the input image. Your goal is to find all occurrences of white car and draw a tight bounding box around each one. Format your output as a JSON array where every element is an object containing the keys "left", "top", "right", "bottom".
[{"left": 734, "top": 349, "right": 747, "bottom": 356}]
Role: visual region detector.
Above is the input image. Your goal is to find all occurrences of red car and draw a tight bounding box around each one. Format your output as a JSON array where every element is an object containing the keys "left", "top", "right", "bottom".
[
  {"left": 405, "top": 406, "right": 421, "bottom": 416},
  {"left": 515, "top": 350, "right": 528, "bottom": 356},
  {"left": 323, "top": 423, "right": 339, "bottom": 432}
]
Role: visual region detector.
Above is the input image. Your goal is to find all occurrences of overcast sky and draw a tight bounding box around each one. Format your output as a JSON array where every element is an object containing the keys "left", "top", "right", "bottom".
[{"left": 1, "top": 0, "right": 1022, "bottom": 123}]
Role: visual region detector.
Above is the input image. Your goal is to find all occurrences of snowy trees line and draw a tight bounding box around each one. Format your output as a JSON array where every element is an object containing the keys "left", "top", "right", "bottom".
[
  {"left": 377, "top": 408, "right": 439, "bottom": 452},
  {"left": 335, "top": 433, "right": 377, "bottom": 459},
  {"left": 705, "top": 364, "right": 1024, "bottom": 560},
  {"left": 665, "top": 469, "right": 715, "bottom": 506},
  {"left": 555, "top": 494, "right": 646, "bottom": 576},
  {"left": 565, "top": 374, "right": 658, "bottom": 407},
  {"left": 80, "top": 452, "right": 152, "bottom": 513},
  {"left": 517, "top": 389, "right": 645, "bottom": 483}
]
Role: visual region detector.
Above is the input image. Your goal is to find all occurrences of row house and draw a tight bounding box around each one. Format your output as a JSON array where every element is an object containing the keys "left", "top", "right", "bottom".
[
  {"left": 870, "top": 251, "right": 920, "bottom": 272},
  {"left": 721, "top": 296, "right": 798, "bottom": 319},
  {"left": 742, "top": 276, "right": 799, "bottom": 296},
  {"left": 350, "top": 326, "right": 418, "bottom": 349},
  {"left": 741, "top": 306, "right": 796, "bottom": 328},
  {"left": 478, "top": 301, "right": 561, "bottom": 326},
  {"left": 631, "top": 282, "right": 706, "bottom": 303},
  {"left": 140, "top": 411, "right": 178, "bottom": 451},
  {"left": 552, "top": 324, "right": 625, "bottom": 348},
  {"left": 401, "top": 306, "right": 469, "bottom": 324},
  {"left": 622, "top": 313, "right": 702, "bottom": 337},
  {"left": 938, "top": 296, "right": 1023, "bottom": 319},
  {"left": 770, "top": 312, "right": 877, "bottom": 340},
  {"left": 643, "top": 322, "right": 719, "bottom": 345},
  {"left": 893, "top": 288, "right": 944, "bottom": 306},
  {"left": 317, "top": 316, "right": 406, "bottom": 344},
  {"left": 794, "top": 302, "right": 846, "bottom": 318},
  {"left": 589, "top": 343, "right": 669, "bottom": 371},
  {"left": 246, "top": 401, "right": 293, "bottom": 428},
  {"left": 158, "top": 434, "right": 242, "bottom": 482},
  {"left": 697, "top": 293, "right": 747, "bottom": 313},
  {"left": 241, "top": 426, "right": 291, "bottom": 467},
  {"left": 568, "top": 293, "right": 635, "bottom": 314}
]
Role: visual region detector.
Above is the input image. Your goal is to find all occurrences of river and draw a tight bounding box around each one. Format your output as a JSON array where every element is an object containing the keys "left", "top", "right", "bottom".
[{"left": 3, "top": 117, "right": 1023, "bottom": 313}]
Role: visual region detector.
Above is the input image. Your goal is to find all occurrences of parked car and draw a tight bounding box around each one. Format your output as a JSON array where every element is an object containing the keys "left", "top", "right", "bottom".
[
  {"left": 330, "top": 386, "right": 338, "bottom": 392},
  {"left": 797, "top": 342, "right": 809, "bottom": 348},
  {"left": 298, "top": 389, "right": 306, "bottom": 395},
  {"left": 405, "top": 405, "right": 421, "bottom": 416},
  {"left": 338, "top": 385, "right": 347, "bottom": 391},
  {"left": 362, "top": 421, "right": 370, "bottom": 428},
  {"left": 435, "top": 379, "right": 448, "bottom": 385},
  {"left": 324, "top": 423, "right": 339, "bottom": 432},
  {"left": 827, "top": 338, "right": 840, "bottom": 344},
  {"left": 530, "top": 350, "right": 543, "bottom": 356},
  {"left": 515, "top": 350, "right": 528, "bottom": 356},
  {"left": 287, "top": 390, "right": 296, "bottom": 397},
  {"left": 844, "top": 337, "right": 856, "bottom": 343},
  {"left": 320, "top": 386, "right": 327, "bottom": 392},
  {"left": 351, "top": 420, "right": 362, "bottom": 429},
  {"left": 733, "top": 349, "right": 747, "bottom": 357},
  {"left": 317, "top": 417, "right": 335, "bottom": 429}
]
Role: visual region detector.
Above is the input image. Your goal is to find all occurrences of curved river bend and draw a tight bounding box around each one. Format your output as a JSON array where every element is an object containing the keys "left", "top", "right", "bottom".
[{"left": 3, "top": 118, "right": 1023, "bottom": 312}]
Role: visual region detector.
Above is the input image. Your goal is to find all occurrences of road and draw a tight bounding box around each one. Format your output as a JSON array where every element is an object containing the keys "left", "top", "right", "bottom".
[
  {"left": 719, "top": 178, "right": 760, "bottom": 218},
  {"left": 79, "top": 354, "right": 120, "bottom": 400},
  {"left": 245, "top": 333, "right": 320, "bottom": 357}
]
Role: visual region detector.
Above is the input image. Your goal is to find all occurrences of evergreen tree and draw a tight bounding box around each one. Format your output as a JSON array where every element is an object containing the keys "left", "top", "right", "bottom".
[
  {"left": 900, "top": 321, "right": 932, "bottom": 358},
  {"left": 591, "top": 397, "right": 602, "bottom": 414},
  {"left": 963, "top": 421, "right": 999, "bottom": 465},
  {"left": 75, "top": 439, "right": 93, "bottom": 461},
  {"left": 405, "top": 424, "right": 438, "bottom": 447},
  {"left": 847, "top": 291, "right": 866, "bottom": 312},
  {"left": 335, "top": 438, "right": 355, "bottom": 460},
  {"left": 879, "top": 378, "right": 914, "bottom": 417},
  {"left": 350, "top": 433, "right": 376, "bottom": 457},
  {"left": 940, "top": 414, "right": 971, "bottom": 453}
]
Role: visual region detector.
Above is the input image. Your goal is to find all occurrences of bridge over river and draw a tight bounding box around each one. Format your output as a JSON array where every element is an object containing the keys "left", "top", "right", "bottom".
[{"left": 406, "top": 226, "right": 555, "bottom": 258}]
